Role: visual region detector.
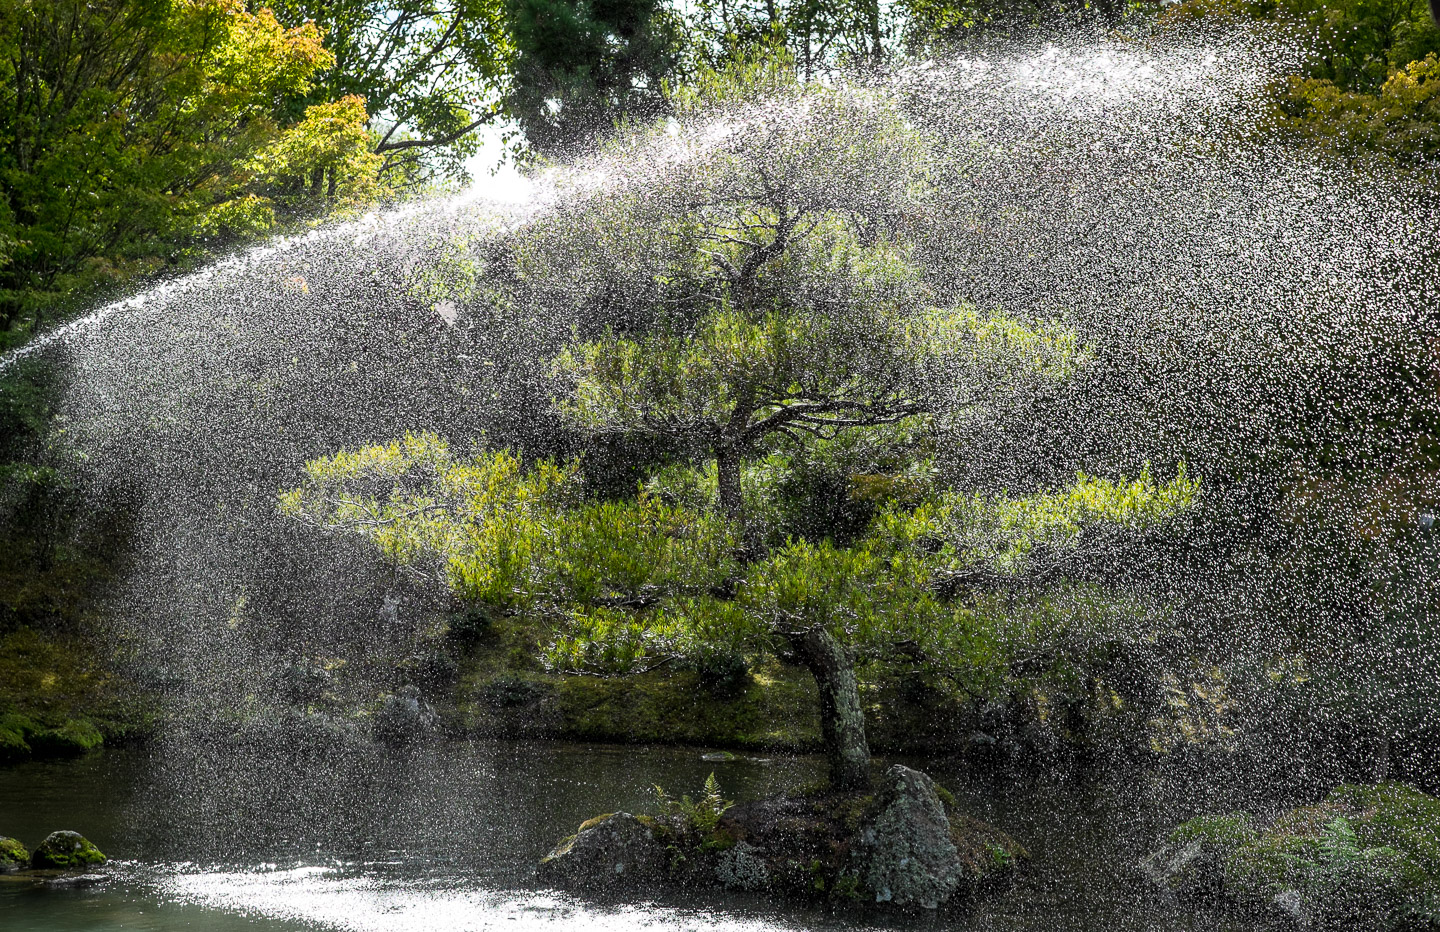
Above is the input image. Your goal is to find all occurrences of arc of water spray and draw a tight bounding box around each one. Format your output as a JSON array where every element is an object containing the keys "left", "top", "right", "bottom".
[
  {"left": 0, "top": 181, "right": 540, "bottom": 376},
  {"left": 0, "top": 233, "right": 327, "bottom": 375}
]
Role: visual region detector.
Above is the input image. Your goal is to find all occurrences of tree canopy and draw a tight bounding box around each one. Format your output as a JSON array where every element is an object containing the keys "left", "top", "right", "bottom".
[
  {"left": 505, "top": 0, "right": 685, "bottom": 159},
  {"left": 265, "top": 0, "right": 514, "bottom": 185},
  {"left": 0, "top": 0, "right": 384, "bottom": 344},
  {"left": 283, "top": 75, "right": 1200, "bottom": 787}
]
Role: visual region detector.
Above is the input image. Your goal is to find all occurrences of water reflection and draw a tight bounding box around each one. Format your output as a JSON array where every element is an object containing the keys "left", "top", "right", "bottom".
[{"left": 0, "top": 742, "right": 1256, "bottom": 931}]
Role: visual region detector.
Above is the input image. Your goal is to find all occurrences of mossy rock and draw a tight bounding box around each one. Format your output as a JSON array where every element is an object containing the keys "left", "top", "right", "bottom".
[
  {"left": 538, "top": 812, "right": 665, "bottom": 887},
  {"left": 0, "top": 836, "right": 27, "bottom": 871},
  {"left": 30, "top": 831, "right": 106, "bottom": 870},
  {"left": 1148, "top": 782, "right": 1440, "bottom": 930}
]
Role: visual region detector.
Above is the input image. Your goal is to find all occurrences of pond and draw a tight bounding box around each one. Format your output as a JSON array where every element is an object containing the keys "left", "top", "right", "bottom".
[{"left": 1, "top": 740, "right": 1260, "bottom": 931}]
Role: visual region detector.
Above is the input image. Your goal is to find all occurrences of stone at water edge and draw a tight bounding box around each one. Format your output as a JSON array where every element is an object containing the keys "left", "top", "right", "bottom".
[
  {"left": 0, "top": 836, "right": 28, "bottom": 871},
  {"left": 30, "top": 831, "right": 106, "bottom": 869},
  {"left": 373, "top": 685, "right": 439, "bottom": 746},
  {"left": 537, "top": 812, "right": 665, "bottom": 887},
  {"left": 851, "top": 764, "right": 1027, "bottom": 909},
  {"left": 854, "top": 764, "right": 961, "bottom": 908}
]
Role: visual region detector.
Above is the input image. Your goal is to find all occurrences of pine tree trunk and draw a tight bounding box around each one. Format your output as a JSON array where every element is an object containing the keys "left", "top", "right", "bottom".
[
  {"left": 717, "top": 447, "right": 759, "bottom": 556},
  {"left": 789, "top": 626, "right": 871, "bottom": 790},
  {"left": 716, "top": 449, "right": 742, "bottom": 522}
]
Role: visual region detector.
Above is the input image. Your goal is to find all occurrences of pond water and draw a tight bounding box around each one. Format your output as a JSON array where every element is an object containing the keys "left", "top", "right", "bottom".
[{"left": 1, "top": 740, "right": 1262, "bottom": 931}]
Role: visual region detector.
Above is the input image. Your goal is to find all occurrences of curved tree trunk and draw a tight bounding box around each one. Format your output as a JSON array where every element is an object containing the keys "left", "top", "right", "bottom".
[{"left": 788, "top": 626, "right": 871, "bottom": 790}]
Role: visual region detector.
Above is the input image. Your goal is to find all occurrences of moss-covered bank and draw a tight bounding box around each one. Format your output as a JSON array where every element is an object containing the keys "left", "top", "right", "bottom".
[
  {"left": 1147, "top": 782, "right": 1440, "bottom": 930},
  {"left": 0, "top": 627, "right": 155, "bottom": 763},
  {"left": 440, "top": 616, "right": 1150, "bottom": 761}
]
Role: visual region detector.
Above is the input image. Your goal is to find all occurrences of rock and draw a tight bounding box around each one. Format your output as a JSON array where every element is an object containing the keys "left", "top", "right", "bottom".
[
  {"left": 538, "top": 812, "right": 665, "bottom": 888},
  {"left": 1140, "top": 813, "right": 1243, "bottom": 903},
  {"left": 855, "top": 764, "right": 961, "bottom": 909},
  {"left": 373, "top": 686, "right": 438, "bottom": 746},
  {"left": 539, "top": 768, "right": 1025, "bottom": 910},
  {"left": 715, "top": 840, "right": 769, "bottom": 891},
  {"left": 0, "top": 836, "right": 28, "bottom": 871},
  {"left": 30, "top": 831, "right": 106, "bottom": 870}
]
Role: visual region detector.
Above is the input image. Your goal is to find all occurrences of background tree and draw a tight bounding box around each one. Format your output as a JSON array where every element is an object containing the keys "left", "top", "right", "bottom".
[
  {"left": 899, "top": 0, "right": 1163, "bottom": 49},
  {"left": 0, "top": 0, "right": 384, "bottom": 346},
  {"left": 505, "top": 0, "right": 686, "bottom": 159},
  {"left": 264, "top": 0, "right": 514, "bottom": 186},
  {"left": 525, "top": 69, "right": 1078, "bottom": 545},
  {"left": 684, "top": 0, "right": 895, "bottom": 79},
  {"left": 1162, "top": 0, "right": 1440, "bottom": 167}
]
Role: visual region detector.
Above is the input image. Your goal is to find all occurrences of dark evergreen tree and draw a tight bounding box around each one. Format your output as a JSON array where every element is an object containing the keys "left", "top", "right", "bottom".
[{"left": 506, "top": 0, "right": 686, "bottom": 159}]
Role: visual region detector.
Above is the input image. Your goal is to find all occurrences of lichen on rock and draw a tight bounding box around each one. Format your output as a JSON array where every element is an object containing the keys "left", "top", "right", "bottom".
[
  {"left": 715, "top": 840, "right": 769, "bottom": 890},
  {"left": 854, "top": 765, "right": 961, "bottom": 908},
  {"left": 30, "top": 831, "right": 106, "bottom": 870}
]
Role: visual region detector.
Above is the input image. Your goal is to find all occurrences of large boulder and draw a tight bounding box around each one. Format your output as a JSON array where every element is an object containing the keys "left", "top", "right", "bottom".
[
  {"left": 538, "top": 812, "right": 665, "bottom": 888},
  {"left": 854, "top": 764, "right": 961, "bottom": 908},
  {"left": 0, "top": 836, "right": 27, "bottom": 871},
  {"left": 1145, "top": 782, "right": 1440, "bottom": 931},
  {"left": 30, "top": 831, "right": 106, "bottom": 870}
]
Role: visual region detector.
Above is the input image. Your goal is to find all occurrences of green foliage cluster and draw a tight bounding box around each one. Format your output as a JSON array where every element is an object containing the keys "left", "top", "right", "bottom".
[
  {"left": 1168, "top": 783, "right": 1440, "bottom": 929},
  {"left": 1165, "top": 0, "right": 1440, "bottom": 167},
  {"left": 1276, "top": 53, "right": 1440, "bottom": 166},
  {"left": 654, "top": 771, "right": 735, "bottom": 834},
  {"left": 283, "top": 431, "right": 1194, "bottom": 679},
  {"left": 0, "top": 0, "right": 387, "bottom": 344},
  {"left": 281, "top": 431, "right": 740, "bottom": 618}
]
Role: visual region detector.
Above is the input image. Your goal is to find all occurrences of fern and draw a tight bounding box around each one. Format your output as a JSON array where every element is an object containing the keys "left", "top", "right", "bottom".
[
  {"left": 1318, "top": 817, "right": 1363, "bottom": 866},
  {"left": 654, "top": 772, "right": 734, "bottom": 833}
]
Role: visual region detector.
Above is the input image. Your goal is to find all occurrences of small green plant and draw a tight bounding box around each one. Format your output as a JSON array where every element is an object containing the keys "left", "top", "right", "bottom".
[
  {"left": 986, "top": 841, "right": 1014, "bottom": 869},
  {"left": 654, "top": 771, "right": 734, "bottom": 833},
  {"left": 1317, "top": 816, "right": 1364, "bottom": 866}
]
